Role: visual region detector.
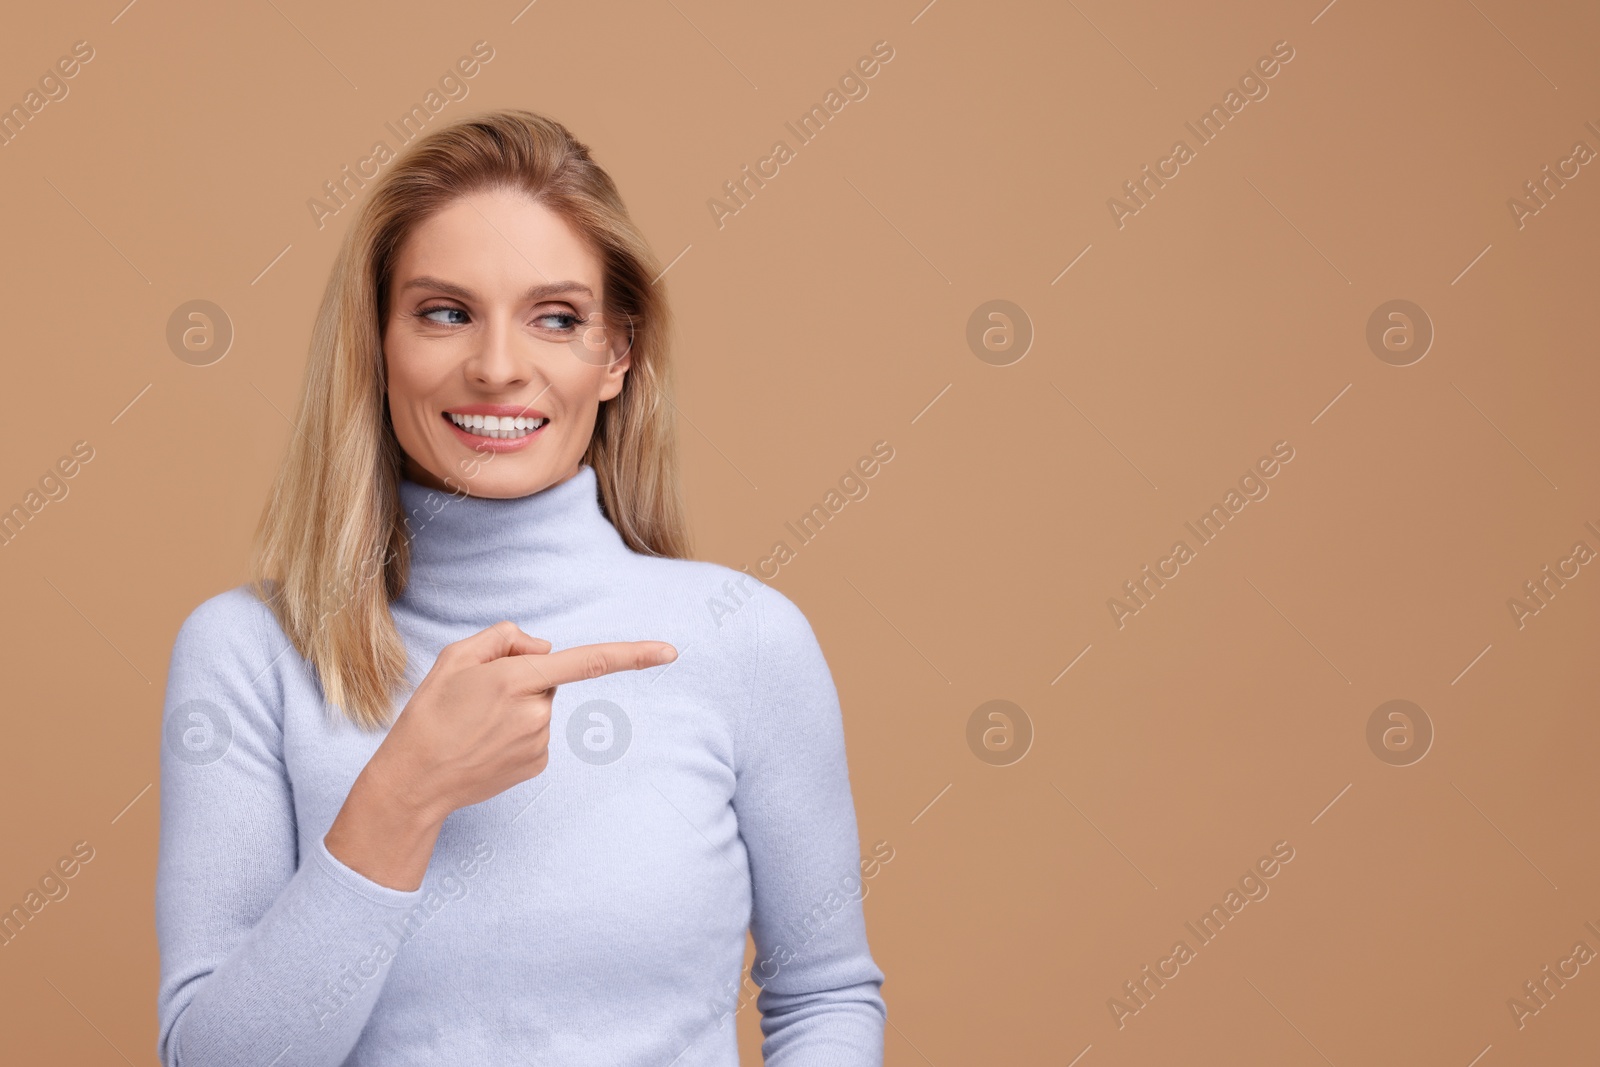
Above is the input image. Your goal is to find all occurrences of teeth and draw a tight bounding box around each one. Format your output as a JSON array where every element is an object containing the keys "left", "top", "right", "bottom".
[{"left": 448, "top": 413, "right": 548, "bottom": 439}]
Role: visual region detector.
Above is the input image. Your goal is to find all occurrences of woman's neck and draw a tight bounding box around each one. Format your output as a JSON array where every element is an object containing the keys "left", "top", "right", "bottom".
[{"left": 393, "top": 463, "right": 631, "bottom": 629}]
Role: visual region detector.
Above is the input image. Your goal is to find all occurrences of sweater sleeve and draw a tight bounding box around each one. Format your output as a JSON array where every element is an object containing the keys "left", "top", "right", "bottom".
[
  {"left": 155, "top": 588, "right": 425, "bottom": 1067},
  {"left": 733, "top": 585, "right": 888, "bottom": 1065}
]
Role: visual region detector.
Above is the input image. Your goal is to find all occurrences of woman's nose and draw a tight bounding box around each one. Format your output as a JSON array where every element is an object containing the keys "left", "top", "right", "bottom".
[{"left": 465, "top": 316, "right": 531, "bottom": 389}]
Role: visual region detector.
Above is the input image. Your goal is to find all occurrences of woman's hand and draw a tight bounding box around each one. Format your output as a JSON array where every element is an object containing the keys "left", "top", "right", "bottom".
[{"left": 325, "top": 621, "right": 676, "bottom": 889}]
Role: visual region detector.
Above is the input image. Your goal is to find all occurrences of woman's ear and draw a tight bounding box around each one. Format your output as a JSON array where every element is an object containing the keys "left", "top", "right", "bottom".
[
  {"left": 597, "top": 315, "right": 633, "bottom": 399},
  {"left": 611, "top": 313, "right": 634, "bottom": 365},
  {"left": 598, "top": 346, "right": 631, "bottom": 401}
]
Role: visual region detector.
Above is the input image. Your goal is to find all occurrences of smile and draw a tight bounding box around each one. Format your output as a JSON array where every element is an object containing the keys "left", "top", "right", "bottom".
[{"left": 445, "top": 412, "right": 548, "bottom": 440}]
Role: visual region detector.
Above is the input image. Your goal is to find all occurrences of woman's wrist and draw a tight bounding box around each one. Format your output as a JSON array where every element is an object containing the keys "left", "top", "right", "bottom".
[
  {"left": 324, "top": 749, "right": 447, "bottom": 892},
  {"left": 367, "top": 740, "right": 452, "bottom": 833}
]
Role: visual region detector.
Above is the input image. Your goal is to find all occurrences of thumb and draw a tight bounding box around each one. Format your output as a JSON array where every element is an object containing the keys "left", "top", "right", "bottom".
[{"left": 446, "top": 621, "right": 552, "bottom": 667}]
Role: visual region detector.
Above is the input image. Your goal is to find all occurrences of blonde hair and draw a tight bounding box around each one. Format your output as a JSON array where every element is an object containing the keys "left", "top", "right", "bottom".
[{"left": 249, "top": 109, "right": 690, "bottom": 730}]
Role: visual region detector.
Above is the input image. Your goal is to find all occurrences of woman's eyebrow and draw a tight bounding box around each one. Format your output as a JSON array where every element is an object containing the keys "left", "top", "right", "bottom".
[{"left": 400, "top": 276, "right": 595, "bottom": 302}]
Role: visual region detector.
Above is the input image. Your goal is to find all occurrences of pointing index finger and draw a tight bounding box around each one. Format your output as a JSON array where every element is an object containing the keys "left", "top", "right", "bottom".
[{"left": 509, "top": 641, "right": 678, "bottom": 694}]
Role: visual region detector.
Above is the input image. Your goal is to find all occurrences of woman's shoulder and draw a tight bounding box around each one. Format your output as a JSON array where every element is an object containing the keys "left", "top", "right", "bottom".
[
  {"left": 632, "top": 554, "right": 828, "bottom": 663},
  {"left": 169, "top": 583, "right": 291, "bottom": 673},
  {"left": 163, "top": 584, "right": 300, "bottom": 740}
]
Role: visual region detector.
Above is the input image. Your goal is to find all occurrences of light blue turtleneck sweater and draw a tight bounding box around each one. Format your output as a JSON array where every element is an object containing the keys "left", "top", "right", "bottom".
[{"left": 155, "top": 465, "right": 886, "bottom": 1066}]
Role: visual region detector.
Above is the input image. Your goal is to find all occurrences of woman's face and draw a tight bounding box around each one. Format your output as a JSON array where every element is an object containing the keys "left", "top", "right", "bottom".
[{"left": 383, "top": 187, "right": 630, "bottom": 499}]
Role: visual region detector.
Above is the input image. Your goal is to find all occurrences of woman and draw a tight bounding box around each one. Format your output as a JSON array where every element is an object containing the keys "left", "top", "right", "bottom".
[{"left": 155, "top": 109, "right": 886, "bottom": 1066}]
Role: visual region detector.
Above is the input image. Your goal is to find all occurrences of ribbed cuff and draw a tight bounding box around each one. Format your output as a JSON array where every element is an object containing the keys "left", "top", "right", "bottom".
[{"left": 311, "top": 835, "right": 427, "bottom": 908}]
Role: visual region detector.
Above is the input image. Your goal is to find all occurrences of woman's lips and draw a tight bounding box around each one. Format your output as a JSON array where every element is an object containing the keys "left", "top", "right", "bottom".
[{"left": 441, "top": 411, "right": 548, "bottom": 452}]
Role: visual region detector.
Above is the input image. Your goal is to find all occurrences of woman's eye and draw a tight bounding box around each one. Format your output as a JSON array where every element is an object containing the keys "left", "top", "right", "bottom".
[
  {"left": 420, "top": 306, "right": 469, "bottom": 326},
  {"left": 414, "top": 306, "right": 582, "bottom": 331},
  {"left": 534, "top": 311, "right": 581, "bottom": 332}
]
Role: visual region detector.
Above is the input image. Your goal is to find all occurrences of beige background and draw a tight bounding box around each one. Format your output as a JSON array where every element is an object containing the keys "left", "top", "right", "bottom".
[{"left": 1, "top": 0, "right": 1597, "bottom": 1063}]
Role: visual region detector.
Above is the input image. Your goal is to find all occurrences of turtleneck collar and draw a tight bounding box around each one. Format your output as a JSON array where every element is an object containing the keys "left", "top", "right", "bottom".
[{"left": 393, "top": 463, "right": 633, "bottom": 628}]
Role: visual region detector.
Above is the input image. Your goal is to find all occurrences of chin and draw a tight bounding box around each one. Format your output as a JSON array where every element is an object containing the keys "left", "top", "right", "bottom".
[{"left": 434, "top": 453, "right": 573, "bottom": 500}]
